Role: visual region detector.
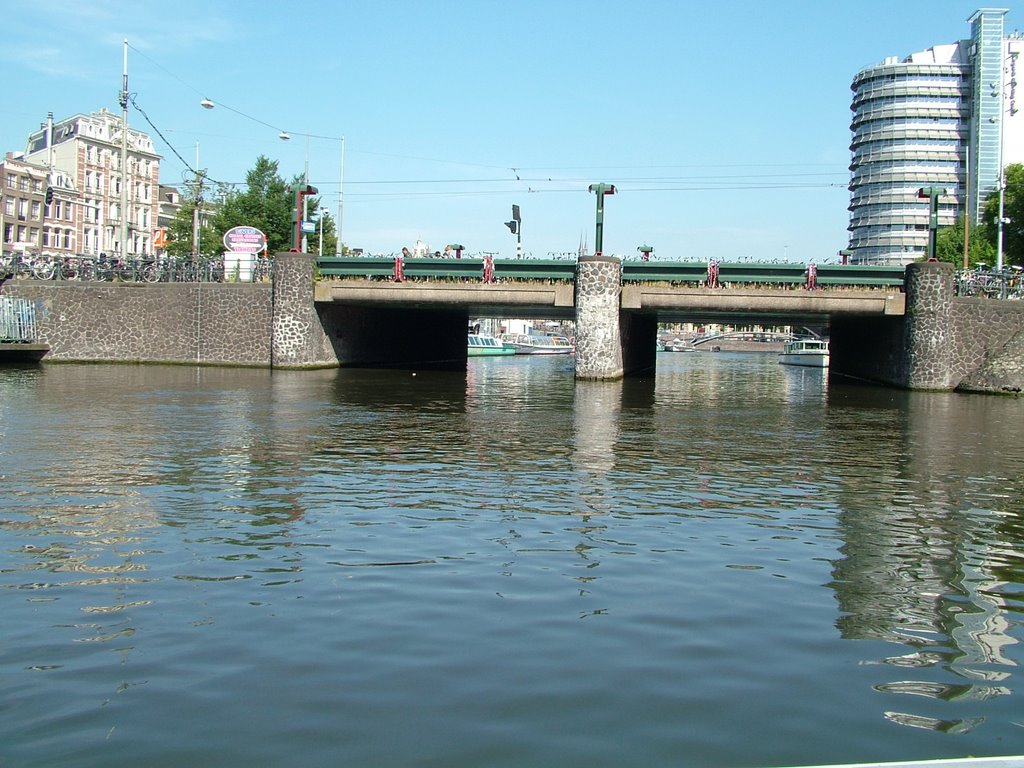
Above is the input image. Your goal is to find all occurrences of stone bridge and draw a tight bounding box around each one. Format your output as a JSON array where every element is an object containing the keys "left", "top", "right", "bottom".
[{"left": 2, "top": 253, "right": 1021, "bottom": 393}]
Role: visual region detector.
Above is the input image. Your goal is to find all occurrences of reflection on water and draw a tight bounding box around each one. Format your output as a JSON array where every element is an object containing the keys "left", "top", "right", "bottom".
[{"left": 1, "top": 354, "right": 1022, "bottom": 767}]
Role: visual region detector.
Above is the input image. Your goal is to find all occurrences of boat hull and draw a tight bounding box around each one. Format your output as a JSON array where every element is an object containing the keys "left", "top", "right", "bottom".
[
  {"left": 468, "top": 346, "right": 516, "bottom": 357},
  {"left": 500, "top": 333, "right": 574, "bottom": 355},
  {"left": 467, "top": 333, "right": 515, "bottom": 357},
  {"left": 778, "top": 353, "right": 829, "bottom": 368}
]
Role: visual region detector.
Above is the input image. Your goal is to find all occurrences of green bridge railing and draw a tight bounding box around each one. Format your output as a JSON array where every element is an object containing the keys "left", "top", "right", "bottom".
[{"left": 315, "top": 256, "right": 907, "bottom": 289}]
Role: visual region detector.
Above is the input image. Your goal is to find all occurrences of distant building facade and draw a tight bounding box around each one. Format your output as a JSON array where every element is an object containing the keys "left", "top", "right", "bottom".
[
  {"left": 1, "top": 154, "right": 48, "bottom": 257},
  {"left": 22, "top": 108, "right": 162, "bottom": 258},
  {"left": 848, "top": 8, "right": 1022, "bottom": 265}
]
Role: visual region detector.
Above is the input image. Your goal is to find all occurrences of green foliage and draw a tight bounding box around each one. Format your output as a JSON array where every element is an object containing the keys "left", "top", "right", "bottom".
[
  {"left": 165, "top": 181, "right": 222, "bottom": 259},
  {"left": 933, "top": 163, "right": 1023, "bottom": 268},
  {"left": 934, "top": 215, "right": 996, "bottom": 268},
  {"left": 210, "top": 157, "right": 294, "bottom": 253},
  {"left": 164, "top": 156, "right": 343, "bottom": 257},
  {"left": 981, "top": 162, "right": 1023, "bottom": 267}
]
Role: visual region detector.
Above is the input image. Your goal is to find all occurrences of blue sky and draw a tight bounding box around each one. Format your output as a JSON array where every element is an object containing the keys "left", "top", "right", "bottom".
[{"left": 1, "top": 1, "right": 1014, "bottom": 261}]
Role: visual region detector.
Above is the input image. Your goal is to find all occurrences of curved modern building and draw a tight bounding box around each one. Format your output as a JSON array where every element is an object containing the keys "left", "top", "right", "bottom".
[{"left": 847, "top": 9, "right": 1020, "bottom": 265}]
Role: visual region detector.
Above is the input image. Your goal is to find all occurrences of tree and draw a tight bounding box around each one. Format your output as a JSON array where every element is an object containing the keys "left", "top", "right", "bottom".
[
  {"left": 981, "top": 162, "right": 1023, "bottom": 267},
  {"left": 211, "top": 156, "right": 294, "bottom": 253},
  {"left": 165, "top": 156, "right": 344, "bottom": 259},
  {"left": 934, "top": 214, "right": 996, "bottom": 268}
]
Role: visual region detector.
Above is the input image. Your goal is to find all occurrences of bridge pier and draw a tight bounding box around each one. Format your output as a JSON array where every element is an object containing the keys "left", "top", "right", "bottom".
[
  {"left": 903, "top": 261, "right": 956, "bottom": 389},
  {"left": 575, "top": 255, "right": 623, "bottom": 380},
  {"left": 271, "top": 251, "right": 337, "bottom": 368}
]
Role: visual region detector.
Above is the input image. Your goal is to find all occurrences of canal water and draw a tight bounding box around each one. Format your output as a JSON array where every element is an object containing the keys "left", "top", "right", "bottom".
[{"left": 1, "top": 353, "right": 1022, "bottom": 768}]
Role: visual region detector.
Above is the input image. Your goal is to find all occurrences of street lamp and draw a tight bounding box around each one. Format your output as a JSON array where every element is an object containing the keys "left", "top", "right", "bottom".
[
  {"left": 199, "top": 100, "right": 344, "bottom": 254},
  {"left": 588, "top": 183, "right": 616, "bottom": 256}
]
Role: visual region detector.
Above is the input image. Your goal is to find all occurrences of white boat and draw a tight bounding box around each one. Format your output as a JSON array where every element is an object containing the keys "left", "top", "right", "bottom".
[
  {"left": 467, "top": 333, "right": 515, "bottom": 357},
  {"left": 662, "top": 338, "right": 693, "bottom": 352},
  {"left": 779, "top": 338, "right": 830, "bottom": 368},
  {"left": 500, "top": 333, "right": 574, "bottom": 355}
]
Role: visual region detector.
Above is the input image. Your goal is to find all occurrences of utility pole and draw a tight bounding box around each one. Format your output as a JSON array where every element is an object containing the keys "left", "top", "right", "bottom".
[
  {"left": 301, "top": 136, "right": 310, "bottom": 253},
  {"left": 337, "top": 136, "right": 344, "bottom": 256},
  {"left": 963, "top": 144, "right": 971, "bottom": 270},
  {"left": 192, "top": 143, "right": 204, "bottom": 256},
  {"left": 119, "top": 39, "right": 129, "bottom": 258}
]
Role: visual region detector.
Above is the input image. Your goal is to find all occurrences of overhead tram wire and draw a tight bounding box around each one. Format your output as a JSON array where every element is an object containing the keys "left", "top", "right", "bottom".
[
  {"left": 128, "top": 95, "right": 226, "bottom": 187},
  {"left": 127, "top": 43, "right": 847, "bottom": 190}
]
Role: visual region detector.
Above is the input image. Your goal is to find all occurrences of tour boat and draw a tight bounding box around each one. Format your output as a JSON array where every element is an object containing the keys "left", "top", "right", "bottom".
[
  {"left": 500, "top": 333, "right": 574, "bottom": 355},
  {"left": 467, "top": 332, "right": 515, "bottom": 357},
  {"left": 662, "top": 338, "right": 693, "bottom": 352},
  {"left": 779, "top": 338, "right": 830, "bottom": 368}
]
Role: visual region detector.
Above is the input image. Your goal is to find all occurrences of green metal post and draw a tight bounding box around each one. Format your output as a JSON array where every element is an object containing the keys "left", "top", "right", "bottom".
[
  {"left": 918, "top": 186, "right": 946, "bottom": 261},
  {"left": 588, "top": 183, "right": 616, "bottom": 255}
]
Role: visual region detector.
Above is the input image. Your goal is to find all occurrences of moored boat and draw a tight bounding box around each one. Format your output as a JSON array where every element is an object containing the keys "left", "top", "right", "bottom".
[
  {"left": 779, "top": 338, "right": 829, "bottom": 368},
  {"left": 500, "top": 333, "right": 574, "bottom": 355},
  {"left": 662, "top": 338, "right": 693, "bottom": 352},
  {"left": 468, "top": 332, "right": 515, "bottom": 357}
]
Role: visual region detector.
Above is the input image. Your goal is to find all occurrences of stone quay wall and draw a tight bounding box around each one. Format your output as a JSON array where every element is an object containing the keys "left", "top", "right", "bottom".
[
  {"left": 952, "top": 297, "right": 1024, "bottom": 394},
  {"left": 2, "top": 281, "right": 275, "bottom": 365},
  {"left": 833, "top": 262, "right": 1024, "bottom": 394}
]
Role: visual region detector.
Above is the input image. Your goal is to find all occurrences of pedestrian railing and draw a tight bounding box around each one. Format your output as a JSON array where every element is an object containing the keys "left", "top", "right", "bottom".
[
  {"left": 0, "top": 296, "right": 38, "bottom": 342},
  {"left": 955, "top": 266, "right": 1024, "bottom": 299},
  {"left": 316, "top": 255, "right": 912, "bottom": 291}
]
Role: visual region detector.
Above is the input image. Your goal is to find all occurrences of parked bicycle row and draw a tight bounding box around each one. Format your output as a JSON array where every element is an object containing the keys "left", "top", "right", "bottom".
[
  {"left": 954, "top": 265, "right": 1024, "bottom": 299},
  {"left": 0, "top": 252, "right": 274, "bottom": 283}
]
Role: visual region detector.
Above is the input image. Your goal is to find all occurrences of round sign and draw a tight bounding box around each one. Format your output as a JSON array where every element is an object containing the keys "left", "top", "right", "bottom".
[{"left": 222, "top": 225, "right": 267, "bottom": 254}]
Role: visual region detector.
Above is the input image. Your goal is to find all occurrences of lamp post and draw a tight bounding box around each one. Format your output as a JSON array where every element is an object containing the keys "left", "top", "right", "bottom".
[{"left": 588, "top": 183, "right": 616, "bottom": 256}]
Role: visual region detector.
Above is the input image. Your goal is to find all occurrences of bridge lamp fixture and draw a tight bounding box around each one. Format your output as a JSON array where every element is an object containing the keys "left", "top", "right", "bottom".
[{"left": 588, "top": 183, "right": 616, "bottom": 256}]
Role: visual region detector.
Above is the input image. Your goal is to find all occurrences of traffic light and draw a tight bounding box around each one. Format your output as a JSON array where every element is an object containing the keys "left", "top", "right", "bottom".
[
  {"left": 45, "top": 186, "right": 53, "bottom": 205},
  {"left": 505, "top": 220, "right": 518, "bottom": 235}
]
